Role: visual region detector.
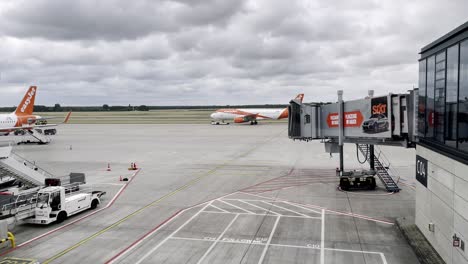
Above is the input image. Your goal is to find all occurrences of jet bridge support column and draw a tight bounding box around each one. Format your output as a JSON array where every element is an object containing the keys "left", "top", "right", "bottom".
[
  {"left": 338, "top": 90, "right": 344, "bottom": 173},
  {"left": 369, "top": 145, "right": 375, "bottom": 170}
]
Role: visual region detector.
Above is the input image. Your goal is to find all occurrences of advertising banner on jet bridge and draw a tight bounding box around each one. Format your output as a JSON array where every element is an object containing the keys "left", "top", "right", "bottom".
[{"left": 320, "top": 95, "right": 392, "bottom": 139}]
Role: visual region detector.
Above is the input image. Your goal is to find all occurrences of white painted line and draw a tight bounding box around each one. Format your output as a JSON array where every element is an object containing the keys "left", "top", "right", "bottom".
[
  {"left": 320, "top": 209, "right": 325, "bottom": 264},
  {"left": 261, "top": 201, "right": 311, "bottom": 218},
  {"left": 135, "top": 202, "right": 212, "bottom": 264},
  {"left": 323, "top": 247, "right": 384, "bottom": 255},
  {"left": 236, "top": 192, "right": 278, "bottom": 201},
  {"left": 170, "top": 236, "right": 266, "bottom": 246},
  {"left": 196, "top": 214, "right": 240, "bottom": 264},
  {"left": 237, "top": 200, "right": 281, "bottom": 216},
  {"left": 109, "top": 192, "right": 239, "bottom": 263},
  {"left": 283, "top": 201, "right": 322, "bottom": 215},
  {"left": 200, "top": 211, "right": 320, "bottom": 219},
  {"left": 209, "top": 204, "right": 229, "bottom": 213},
  {"left": 224, "top": 198, "right": 276, "bottom": 202},
  {"left": 162, "top": 236, "right": 388, "bottom": 262},
  {"left": 380, "top": 253, "right": 388, "bottom": 264},
  {"left": 258, "top": 216, "right": 281, "bottom": 264},
  {"left": 218, "top": 200, "right": 255, "bottom": 214},
  {"left": 242, "top": 192, "right": 394, "bottom": 225}
]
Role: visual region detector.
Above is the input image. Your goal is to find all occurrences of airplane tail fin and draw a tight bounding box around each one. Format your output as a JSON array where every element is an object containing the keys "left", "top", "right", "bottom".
[
  {"left": 294, "top": 93, "right": 304, "bottom": 103},
  {"left": 15, "top": 86, "right": 37, "bottom": 116},
  {"left": 63, "top": 112, "right": 72, "bottom": 123}
]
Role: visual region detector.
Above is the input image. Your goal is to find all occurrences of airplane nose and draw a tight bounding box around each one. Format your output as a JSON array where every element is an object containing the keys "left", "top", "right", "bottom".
[{"left": 210, "top": 113, "right": 216, "bottom": 119}]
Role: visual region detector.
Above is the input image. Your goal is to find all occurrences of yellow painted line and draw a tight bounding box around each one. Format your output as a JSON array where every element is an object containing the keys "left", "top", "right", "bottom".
[{"left": 42, "top": 131, "right": 284, "bottom": 264}]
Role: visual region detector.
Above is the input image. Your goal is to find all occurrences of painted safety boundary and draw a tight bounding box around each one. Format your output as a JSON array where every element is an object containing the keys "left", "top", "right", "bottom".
[
  {"left": 0, "top": 169, "right": 141, "bottom": 257},
  {"left": 106, "top": 190, "right": 395, "bottom": 263}
]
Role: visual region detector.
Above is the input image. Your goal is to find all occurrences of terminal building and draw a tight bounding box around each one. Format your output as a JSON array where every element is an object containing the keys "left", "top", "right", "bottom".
[{"left": 416, "top": 21, "right": 468, "bottom": 264}]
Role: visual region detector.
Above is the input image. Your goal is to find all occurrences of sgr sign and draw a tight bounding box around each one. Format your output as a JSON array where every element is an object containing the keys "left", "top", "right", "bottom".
[{"left": 416, "top": 155, "right": 428, "bottom": 187}]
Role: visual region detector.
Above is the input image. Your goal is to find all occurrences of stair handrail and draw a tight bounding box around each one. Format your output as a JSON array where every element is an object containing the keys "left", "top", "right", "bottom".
[
  {"left": 7, "top": 151, "right": 55, "bottom": 179},
  {"left": 374, "top": 146, "right": 402, "bottom": 183}
]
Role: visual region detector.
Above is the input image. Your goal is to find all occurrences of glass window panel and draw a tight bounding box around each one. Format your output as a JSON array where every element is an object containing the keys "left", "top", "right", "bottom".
[
  {"left": 459, "top": 40, "right": 468, "bottom": 152},
  {"left": 434, "top": 51, "right": 446, "bottom": 143},
  {"left": 418, "top": 59, "right": 426, "bottom": 136},
  {"left": 426, "top": 55, "right": 435, "bottom": 138},
  {"left": 445, "top": 45, "right": 458, "bottom": 148}
]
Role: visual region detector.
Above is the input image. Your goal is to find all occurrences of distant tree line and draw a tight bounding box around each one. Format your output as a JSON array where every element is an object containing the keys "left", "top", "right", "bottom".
[{"left": 0, "top": 103, "right": 332, "bottom": 112}]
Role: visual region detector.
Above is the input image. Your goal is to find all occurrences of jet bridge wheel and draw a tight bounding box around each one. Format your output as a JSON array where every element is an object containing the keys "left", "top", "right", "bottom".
[
  {"left": 339, "top": 178, "right": 350, "bottom": 191},
  {"left": 57, "top": 211, "right": 68, "bottom": 223},
  {"left": 367, "top": 177, "right": 377, "bottom": 190}
]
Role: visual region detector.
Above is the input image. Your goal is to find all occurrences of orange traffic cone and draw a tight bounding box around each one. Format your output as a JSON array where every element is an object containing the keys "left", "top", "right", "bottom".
[{"left": 107, "top": 163, "right": 111, "bottom": 171}]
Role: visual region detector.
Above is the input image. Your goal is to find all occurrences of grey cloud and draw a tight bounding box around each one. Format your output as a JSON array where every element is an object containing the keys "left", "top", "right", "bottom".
[{"left": 0, "top": 0, "right": 467, "bottom": 106}]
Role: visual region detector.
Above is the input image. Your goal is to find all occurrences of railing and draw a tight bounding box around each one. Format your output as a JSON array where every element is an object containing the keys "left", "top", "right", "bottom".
[
  {"left": 374, "top": 146, "right": 402, "bottom": 184},
  {"left": 0, "top": 189, "right": 39, "bottom": 217},
  {"left": 8, "top": 151, "right": 55, "bottom": 180}
]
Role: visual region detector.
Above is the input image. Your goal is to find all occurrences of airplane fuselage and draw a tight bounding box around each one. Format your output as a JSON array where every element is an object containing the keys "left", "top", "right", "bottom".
[
  {"left": 0, "top": 113, "right": 42, "bottom": 134},
  {"left": 210, "top": 108, "right": 288, "bottom": 122}
]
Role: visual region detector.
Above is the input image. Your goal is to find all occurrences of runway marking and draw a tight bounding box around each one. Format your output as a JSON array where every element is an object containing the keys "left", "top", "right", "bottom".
[
  {"left": 236, "top": 200, "right": 281, "bottom": 216},
  {"left": 218, "top": 200, "right": 255, "bottom": 214},
  {"left": 283, "top": 201, "right": 322, "bottom": 215},
  {"left": 258, "top": 215, "right": 280, "bottom": 264},
  {"left": 201, "top": 211, "right": 321, "bottom": 219},
  {"left": 321, "top": 209, "right": 325, "bottom": 264},
  {"left": 107, "top": 192, "right": 392, "bottom": 264},
  {"left": 261, "top": 201, "right": 311, "bottom": 218},
  {"left": 196, "top": 214, "right": 240, "bottom": 264},
  {"left": 135, "top": 203, "right": 212, "bottom": 264},
  {"left": 209, "top": 204, "right": 229, "bottom": 213},
  {"left": 240, "top": 192, "right": 394, "bottom": 225},
  {"left": 163, "top": 236, "right": 388, "bottom": 264},
  {"left": 42, "top": 153, "right": 256, "bottom": 263},
  {"left": 0, "top": 169, "right": 141, "bottom": 259}
]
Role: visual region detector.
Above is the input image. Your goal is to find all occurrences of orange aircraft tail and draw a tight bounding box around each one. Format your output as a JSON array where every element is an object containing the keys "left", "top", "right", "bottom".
[
  {"left": 15, "top": 86, "right": 37, "bottom": 116},
  {"left": 295, "top": 93, "right": 304, "bottom": 103}
]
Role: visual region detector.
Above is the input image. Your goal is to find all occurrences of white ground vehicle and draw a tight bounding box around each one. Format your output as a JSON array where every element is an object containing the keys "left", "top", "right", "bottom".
[{"left": 25, "top": 185, "right": 105, "bottom": 225}]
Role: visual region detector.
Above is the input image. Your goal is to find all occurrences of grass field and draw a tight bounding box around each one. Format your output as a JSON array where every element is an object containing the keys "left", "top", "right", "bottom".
[{"left": 20, "top": 110, "right": 288, "bottom": 124}]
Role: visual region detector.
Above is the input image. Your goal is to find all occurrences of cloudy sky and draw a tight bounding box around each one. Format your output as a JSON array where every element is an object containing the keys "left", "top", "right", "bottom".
[{"left": 0, "top": 0, "right": 467, "bottom": 106}]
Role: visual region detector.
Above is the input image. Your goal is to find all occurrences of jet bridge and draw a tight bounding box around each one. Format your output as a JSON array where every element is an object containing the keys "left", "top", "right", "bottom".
[
  {"left": 289, "top": 90, "right": 418, "bottom": 147},
  {"left": 288, "top": 90, "right": 418, "bottom": 192}
]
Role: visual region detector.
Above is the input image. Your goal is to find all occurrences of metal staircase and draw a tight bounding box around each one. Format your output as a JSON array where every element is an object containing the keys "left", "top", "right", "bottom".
[
  {"left": 0, "top": 146, "right": 51, "bottom": 187},
  {"left": 26, "top": 129, "right": 51, "bottom": 144},
  {"left": 357, "top": 144, "right": 400, "bottom": 192}
]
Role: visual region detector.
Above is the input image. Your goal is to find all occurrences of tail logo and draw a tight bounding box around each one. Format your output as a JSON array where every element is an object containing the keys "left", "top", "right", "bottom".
[{"left": 21, "top": 87, "right": 36, "bottom": 113}]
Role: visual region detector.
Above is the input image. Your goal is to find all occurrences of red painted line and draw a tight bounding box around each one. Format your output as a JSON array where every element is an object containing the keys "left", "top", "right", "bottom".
[
  {"left": 238, "top": 168, "right": 295, "bottom": 192},
  {"left": 241, "top": 192, "right": 395, "bottom": 225},
  {"left": 105, "top": 191, "right": 239, "bottom": 264},
  {"left": 0, "top": 169, "right": 141, "bottom": 257},
  {"left": 336, "top": 186, "right": 396, "bottom": 196},
  {"left": 105, "top": 209, "right": 183, "bottom": 264}
]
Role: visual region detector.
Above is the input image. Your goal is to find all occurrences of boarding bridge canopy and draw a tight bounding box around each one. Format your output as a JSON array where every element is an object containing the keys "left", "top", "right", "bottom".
[{"left": 288, "top": 90, "right": 418, "bottom": 147}]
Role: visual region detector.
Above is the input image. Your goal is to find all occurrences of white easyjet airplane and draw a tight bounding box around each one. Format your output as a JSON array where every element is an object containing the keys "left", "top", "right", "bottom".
[
  {"left": 0, "top": 86, "right": 71, "bottom": 137},
  {"left": 210, "top": 94, "right": 304, "bottom": 125}
]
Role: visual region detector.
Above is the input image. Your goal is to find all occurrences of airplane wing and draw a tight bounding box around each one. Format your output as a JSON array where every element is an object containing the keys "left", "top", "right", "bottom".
[
  {"left": 36, "top": 112, "right": 72, "bottom": 127},
  {"left": 242, "top": 114, "right": 258, "bottom": 121}
]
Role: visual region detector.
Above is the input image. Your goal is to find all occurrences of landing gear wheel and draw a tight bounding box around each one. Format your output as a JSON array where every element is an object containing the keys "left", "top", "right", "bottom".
[
  {"left": 57, "top": 211, "right": 67, "bottom": 223},
  {"left": 254, "top": 121, "right": 258, "bottom": 125}
]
